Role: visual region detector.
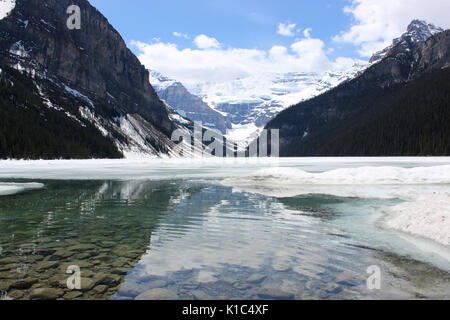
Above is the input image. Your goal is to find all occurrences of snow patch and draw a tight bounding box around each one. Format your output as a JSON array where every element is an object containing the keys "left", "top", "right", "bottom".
[
  {"left": 226, "top": 123, "right": 260, "bottom": 143},
  {"left": 382, "top": 193, "right": 450, "bottom": 246},
  {"left": 169, "top": 112, "right": 190, "bottom": 125},
  {"left": 0, "top": 0, "right": 15, "bottom": 20},
  {"left": 65, "top": 85, "right": 95, "bottom": 108},
  {"left": 223, "top": 164, "right": 450, "bottom": 247},
  {"left": 36, "top": 83, "right": 85, "bottom": 126},
  {"left": 224, "top": 165, "right": 450, "bottom": 188},
  {"left": 40, "top": 19, "right": 55, "bottom": 29},
  {"left": 79, "top": 107, "right": 108, "bottom": 136},
  {"left": 9, "top": 40, "right": 29, "bottom": 58},
  {"left": 149, "top": 70, "right": 178, "bottom": 91}
]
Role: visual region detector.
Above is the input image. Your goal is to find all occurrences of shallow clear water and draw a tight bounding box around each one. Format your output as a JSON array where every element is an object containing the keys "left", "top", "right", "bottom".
[{"left": 0, "top": 158, "right": 449, "bottom": 300}]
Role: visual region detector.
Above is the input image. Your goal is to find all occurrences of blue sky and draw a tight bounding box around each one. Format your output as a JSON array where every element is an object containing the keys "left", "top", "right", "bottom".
[
  {"left": 90, "top": 0, "right": 355, "bottom": 59},
  {"left": 89, "top": 0, "right": 450, "bottom": 87}
]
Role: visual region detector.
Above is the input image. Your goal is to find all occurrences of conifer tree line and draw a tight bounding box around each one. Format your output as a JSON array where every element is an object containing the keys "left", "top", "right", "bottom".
[
  {"left": 272, "top": 68, "right": 450, "bottom": 156},
  {"left": 0, "top": 67, "right": 123, "bottom": 159}
]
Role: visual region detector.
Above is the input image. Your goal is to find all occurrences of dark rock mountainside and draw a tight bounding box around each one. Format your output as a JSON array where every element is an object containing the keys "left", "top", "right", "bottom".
[
  {"left": 266, "top": 23, "right": 450, "bottom": 156},
  {"left": 0, "top": 0, "right": 192, "bottom": 159}
]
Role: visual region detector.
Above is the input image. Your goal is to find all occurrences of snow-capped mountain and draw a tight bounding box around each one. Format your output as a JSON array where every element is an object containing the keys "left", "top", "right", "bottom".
[
  {"left": 189, "top": 63, "right": 367, "bottom": 141},
  {"left": 150, "top": 70, "right": 231, "bottom": 134},
  {"left": 370, "top": 19, "right": 444, "bottom": 63},
  {"left": 265, "top": 20, "right": 449, "bottom": 156},
  {"left": 151, "top": 63, "right": 367, "bottom": 141},
  {"left": 149, "top": 19, "right": 444, "bottom": 143}
]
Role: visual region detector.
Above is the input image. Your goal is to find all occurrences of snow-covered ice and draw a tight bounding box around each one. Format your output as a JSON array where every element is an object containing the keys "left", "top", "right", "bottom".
[
  {"left": 0, "top": 182, "right": 44, "bottom": 196},
  {"left": 382, "top": 193, "right": 450, "bottom": 246},
  {"left": 222, "top": 163, "right": 450, "bottom": 247},
  {"left": 0, "top": 157, "right": 449, "bottom": 248}
]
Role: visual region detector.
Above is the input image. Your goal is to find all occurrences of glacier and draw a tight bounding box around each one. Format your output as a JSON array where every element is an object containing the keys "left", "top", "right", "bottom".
[{"left": 151, "top": 62, "right": 367, "bottom": 142}]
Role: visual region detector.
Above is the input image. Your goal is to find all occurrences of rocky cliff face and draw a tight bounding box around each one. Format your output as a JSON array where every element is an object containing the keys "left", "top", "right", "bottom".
[
  {"left": 411, "top": 30, "right": 450, "bottom": 76},
  {"left": 1, "top": 0, "right": 172, "bottom": 134},
  {"left": 150, "top": 70, "right": 231, "bottom": 134},
  {"left": 266, "top": 22, "right": 450, "bottom": 156},
  {"left": 0, "top": 0, "right": 194, "bottom": 158}
]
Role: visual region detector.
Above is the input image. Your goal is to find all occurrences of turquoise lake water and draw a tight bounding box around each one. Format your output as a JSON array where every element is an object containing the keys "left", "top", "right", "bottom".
[{"left": 0, "top": 158, "right": 449, "bottom": 300}]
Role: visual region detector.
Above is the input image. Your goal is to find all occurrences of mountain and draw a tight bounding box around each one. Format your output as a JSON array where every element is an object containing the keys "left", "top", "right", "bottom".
[
  {"left": 152, "top": 63, "right": 367, "bottom": 141},
  {"left": 191, "top": 64, "right": 368, "bottom": 141},
  {"left": 0, "top": 0, "right": 196, "bottom": 159},
  {"left": 299, "top": 67, "right": 450, "bottom": 156},
  {"left": 265, "top": 21, "right": 450, "bottom": 156},
  {"left": 150, "top": 70, "right": 231, "bottom": 134},
  {"left": 370, "top": 19, "right": 444, "bottom": 63}
]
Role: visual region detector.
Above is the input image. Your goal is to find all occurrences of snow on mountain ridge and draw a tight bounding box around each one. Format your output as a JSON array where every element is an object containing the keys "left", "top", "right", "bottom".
[
  {"left": 149, "top": 19, "right": 444, "bottom": 142},
  {"left": 406, "top": 19, "right": 443, "bottom": 42},
  {"left": 149, "top": 62, "right": 367, "bottom": 141},
  {"left": 370, "top": 19, "right": 444, "bottom": 63},
  {"left": 189, "top": 62, "right": 367, "bottom": 140},
  {"left": 149, "top": 70, "right": 178, "bottom": 91}
]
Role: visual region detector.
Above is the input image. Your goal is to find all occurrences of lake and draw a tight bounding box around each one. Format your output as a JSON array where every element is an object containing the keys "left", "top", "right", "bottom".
[{"left": 0, "top": 158, "right": 449, "bottom": 300}]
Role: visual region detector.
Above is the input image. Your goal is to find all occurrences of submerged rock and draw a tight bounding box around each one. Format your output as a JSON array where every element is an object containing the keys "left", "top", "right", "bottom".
[
  {"left": 63, "top": 291, "right": 83, "bottom": 299},
  {"left": 48, "top": 274, "right": 67, "bottom": 288},
  {"left": 335, "top": 271, "right": 361, "bottom": 286},
  {"left": 0, "top": 263, "right": 20, "bottom": 272},
  {"left": 191, "top": 290, "right": 210, "bottom": 300},
  {"left": 146, "top": 280, "right": 168, "bottom": 289},
  {"left": 111, "top": 268, "right": 128, "bottom": 275},
  {"left": 135, "top": 288, "right": 179, "bottom": 300},
  {"left": 118, "top": 282, "right": 141, "bottom": 298},
  {"left": 79, "top": 278, "right": 96, "bottom": 291},
  {"left": 0, "top": 257, "right": 18, "bottom": 265},
  {"left": 10, "top": 277, "right": 38, "bottom": 289},
  {"left": 73, "top": 253, "right": 92, "bottom": 260},
  {"left": 60, "top": 261, "right": 93, "bottom": 272},
  {"left": 0, "top": 280, "right": 12, "bottom": 292},
  {"left": 233, "top": 283, "right": 251, "bottom": 290},
  {"left": 182, "top": 283, "right": 199, "bottom": 290},
  {"left": 256, "top": 287, "right": 295, "bottom": 300},
  {"left": 67, "top": 244, "right": 96, "bottom": 252},
  {"left": 6, "top": 290, "right": 24, "bottom": 300},
  {"left": 52, "top": 250, "right": 73, "bottom": 259},
  {"left": 30, "top": 288, "right": 64, "bottom": 300},
  {"left": 273, "top": 263, "right": 291, "bottom": 272},
  {"left": 247, "top": 274, "right": 267, "bottom": 283},
  {"left": 94, "top": 273, "right": 121, "bottom": 286},
  {"left": 93, "top": 285, "right": 108, "bottom": 294},
  {"left": 325, "top": 283, "right": 342, "bottom": 294},
  {"left": 35, "top": 261, "right": 59, "bottom": 271},
  {"left": 99, "top": 241, "right": 116, "bottom": 248}
]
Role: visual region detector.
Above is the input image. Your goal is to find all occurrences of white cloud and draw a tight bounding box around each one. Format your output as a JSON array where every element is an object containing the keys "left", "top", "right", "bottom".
[
  {"left": 173, "top": 32, "right": 189, "bottom": 39},
  {"left": 303, "top": 28, "right": 312, "bottom": 38},
  {"left": 193, "top": 34, "right": 221, "bottom": 49},
  {"left": 277, "top": 22, "right": 297, "bottom": 37},
  {"left": 334, "top": 0, "right": 450, "bottom": 57},
  {"left": 132, "top": 35, "right": 363, "bottom": 89}
]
